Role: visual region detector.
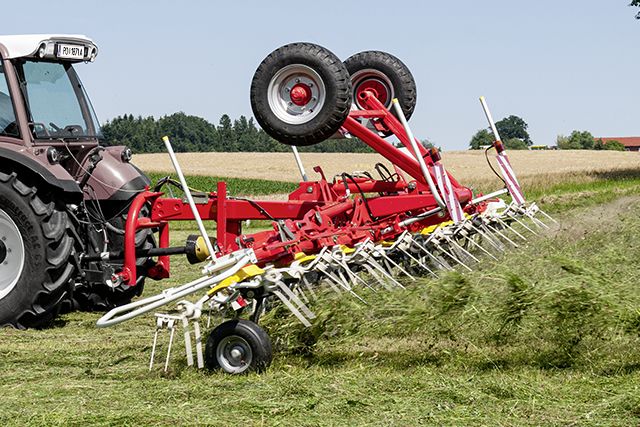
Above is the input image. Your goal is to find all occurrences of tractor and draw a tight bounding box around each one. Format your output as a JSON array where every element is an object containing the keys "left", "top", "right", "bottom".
[{"left": 0, "top": 34, "right": 154, "bottom": 328}]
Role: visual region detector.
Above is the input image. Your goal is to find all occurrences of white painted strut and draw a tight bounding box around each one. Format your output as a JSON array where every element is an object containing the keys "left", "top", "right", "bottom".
[
  {"left": 391, "top": 99, "right": 446, "bottom": 210},
  {"left": 291, "top": 146, "right": 308, "bottom": 182},
  {"left": 162, "top": 135, "right": 217, "bottom": 262},
  {"left": 479, "top": 96, "right": 501, "bottom": 142}
]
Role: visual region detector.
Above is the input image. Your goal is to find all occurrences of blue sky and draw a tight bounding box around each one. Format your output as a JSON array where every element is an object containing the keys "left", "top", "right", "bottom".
[{"left": 2, "top": 0, "right": 638, "bottom": 150}]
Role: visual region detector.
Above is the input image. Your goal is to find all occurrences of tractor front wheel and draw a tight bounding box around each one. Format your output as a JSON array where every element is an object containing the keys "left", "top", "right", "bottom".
[{"left": 205, "top": 319, "right": 273, "bottom": 374}]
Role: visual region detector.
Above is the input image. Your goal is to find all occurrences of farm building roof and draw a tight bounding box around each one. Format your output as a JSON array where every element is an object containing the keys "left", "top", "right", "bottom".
[{"left": 595, "top": 137, "right": 640, "bottom": 148}]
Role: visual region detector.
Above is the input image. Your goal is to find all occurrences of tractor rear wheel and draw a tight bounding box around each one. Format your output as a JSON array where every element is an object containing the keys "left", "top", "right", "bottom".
[
  {"left": 344, "top": 51, "right": 417, "bottom": 133},
  {"left": 250, "top": 42, "right": 352, "bottom": 146},
  {"left": 0, "top": 172, "right": 75, "bottom": 329}
]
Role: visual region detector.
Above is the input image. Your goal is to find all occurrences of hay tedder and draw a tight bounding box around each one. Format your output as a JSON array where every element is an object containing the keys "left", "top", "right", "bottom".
[
  {"left": 0, "top": 35, "right": 553, "bottom": 374},
  {"left": 95, "top": 43, "right": 555, "bottom": 374}
]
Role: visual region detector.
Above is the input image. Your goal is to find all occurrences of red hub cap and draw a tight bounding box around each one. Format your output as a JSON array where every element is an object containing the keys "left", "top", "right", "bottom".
[
  {"left": 356, "top": 79, "right": 389, "bottom": 106},
  {"left": 290, "top": 83, "right": 312, "bottom": 106}
]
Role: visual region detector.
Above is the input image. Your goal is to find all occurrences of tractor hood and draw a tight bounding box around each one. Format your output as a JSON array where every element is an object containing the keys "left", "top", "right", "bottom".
[{"left": 0, "top": 34, "right": 97, "bottom": 62}]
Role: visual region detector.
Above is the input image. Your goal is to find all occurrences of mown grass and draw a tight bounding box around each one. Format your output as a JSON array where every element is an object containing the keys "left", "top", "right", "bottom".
[{"left": 2, "top": 172, "right": 640, "bottom": 425}]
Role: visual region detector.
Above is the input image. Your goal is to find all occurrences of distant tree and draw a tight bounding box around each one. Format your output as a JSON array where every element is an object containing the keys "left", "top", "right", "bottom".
[
  {"left": 632, "top": 0, "right": 640, "bottom": 19},
  {"left": 504, "top": 138, "right": 529, "bottom": 150},
  {"left": 604, "top": 140, "right": 626, "bottom": 151},
  {"left": 558, "top": 130, "right": 595, "bottom": 150},
  {"left": 469, "top": 129, "right": 494, "bottom": 149},
  {"left": 556, "top": 134, "right": 571, "bottom": 149},
  {"left": 495, "top": 115, "right": 532, "bottom": 145}
]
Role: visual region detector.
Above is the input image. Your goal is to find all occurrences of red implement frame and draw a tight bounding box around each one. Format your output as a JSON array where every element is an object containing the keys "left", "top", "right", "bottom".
[{"left": 117, "top": 91, "right": 475, "bottom": 286}]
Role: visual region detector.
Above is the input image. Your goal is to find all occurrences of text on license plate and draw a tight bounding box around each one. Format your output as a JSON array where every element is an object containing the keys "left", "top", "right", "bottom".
[{"left": 57, "top": 44, "right": 85, "bottom": 60}]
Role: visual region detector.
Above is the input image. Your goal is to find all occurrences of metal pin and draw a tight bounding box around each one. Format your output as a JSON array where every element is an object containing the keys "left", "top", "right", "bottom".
[
  {"left": 495, "top": 217, "right": 528, "bottom": 241},
  {"left": 397, "top": 246, "right": 438, "bottom": 278},
  {"left": 460, "top": 232, "right": 498, "bottom": 260}
]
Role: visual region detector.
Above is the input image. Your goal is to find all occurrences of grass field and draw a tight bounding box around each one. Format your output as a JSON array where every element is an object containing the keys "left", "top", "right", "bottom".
[
  {"left": 2, "top": 157, "right": 640, "bottom": 425},
  {"left": 135, "top": 150, "right": 640, "bottom": 193}
]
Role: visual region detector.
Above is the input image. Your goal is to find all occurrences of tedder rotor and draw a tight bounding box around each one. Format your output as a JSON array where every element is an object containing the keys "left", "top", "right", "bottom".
[{"left": 96, "top": 42, "right": 555, "bottom": 374}]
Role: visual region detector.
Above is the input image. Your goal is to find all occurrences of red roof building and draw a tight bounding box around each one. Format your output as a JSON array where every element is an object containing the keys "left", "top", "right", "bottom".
[{"left": 595, "top": 137, "right": 640, "bottom": 151}]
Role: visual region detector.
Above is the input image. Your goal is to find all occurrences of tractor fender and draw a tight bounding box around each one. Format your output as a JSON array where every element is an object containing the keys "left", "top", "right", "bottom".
[
  {"left": 0, "top": 144, "right": 81, "bottom": 196},
  {"left": 84, "top": 146, "right": 150, "bottom": 201}
]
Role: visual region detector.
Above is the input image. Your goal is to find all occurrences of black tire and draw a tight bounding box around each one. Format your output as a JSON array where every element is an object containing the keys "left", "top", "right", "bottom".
[
  {"left": 0, "top": 172, "right": 75, "bottom": 329},
  {"left": 250, "top": 42, "right": 352, "bottom": 146},
  {"left": 205, "top": 319, "right": 272, "bottom": 374},
  {"left": 344, "top": 51, "right": 417, "bottom": 126},
  {"left": 70, "top": 202, "right": 155, "bottom": 311}
]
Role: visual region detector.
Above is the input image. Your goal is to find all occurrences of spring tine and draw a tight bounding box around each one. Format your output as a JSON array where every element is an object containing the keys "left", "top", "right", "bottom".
[
  {"left": 397, "top": 246, "right": 438, "bottom": 278},
  {"left": 506, "top": 211, "right": 539, "bottom": 235},
  {"left": 435, "top": 242, "right": 473, "bottom": 272},
  {"left": 443, "top": 234, "right": 481, "bottom": 263},
  {"left": 276, "top": 281, "right": 316, "bottom": 320},
  {"left": 485, "top": 223, "right": 519, "bottom": 248},
  {"left": 472, "top": 222, "right": 506, "bottom": 252},
  {"left": 527, "top": 210, "right": 551, "bottom": 229},
  {"left": 321, "top": 266, "right": 367, "bottom": 303},
  {"left": 414, "top": 242, "right": 455, "bottom": 271},
  {"left": 460, "top": 232, "right": 499, "bottom": 261},
  {"left": 164, "top": 324, "right": 176, "bottom": 373},
  {"left": 193, "top": 321, "right": 204, "bottom": 369},
  {"left": 361, "top": 263, "right": 393, "bottom": 291},
  {"left": 317, "top": 267, "right": 343, "bottom": 295},
  {"left": 377, "top": 250, "right": 416, "bottom": 280},
  {"left": 341, "top": 260, "right": 378, "bottom": 292},
  {"left": 272, "top": 289, "right": 312, "bottom": 327},
  {"left": 537, "top": 207, "right": 558, "bottom": 224},
  {"left": 294, "top": 283, "right": 311, "bottom": 304},
  {"left": 301, "top": 275, "right": 318, "bottom": 300},
  {"left": 495, "top": 216, "right": 528, "bottom": 241},
  {"left": 182, "top": 317, "right": 194, "bottom": 367},
  {"left": 365, "top": 256, "right": 406, "bottom": 289},
  {"left": 149, "top": 328, "right": 160, "bottom": 371}
]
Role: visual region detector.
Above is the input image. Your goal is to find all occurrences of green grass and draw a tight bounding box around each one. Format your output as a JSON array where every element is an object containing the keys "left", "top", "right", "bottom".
[
  {"left": 2, "top": 173, "right": 640, "bottom": 425},
  {"left": 146, "top": 172, "right": 297, "bottom": 196}
]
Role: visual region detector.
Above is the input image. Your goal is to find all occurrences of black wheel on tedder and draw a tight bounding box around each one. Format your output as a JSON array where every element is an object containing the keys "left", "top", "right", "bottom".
[
  {"left": 250, "top": 42, "right": 352, "bottom": 146},
  {"left": 205, "top": 319, "right": 273, "bottom": 374},
  {"left": 343, "top": 50, "right": 417, "bottom": 135}
]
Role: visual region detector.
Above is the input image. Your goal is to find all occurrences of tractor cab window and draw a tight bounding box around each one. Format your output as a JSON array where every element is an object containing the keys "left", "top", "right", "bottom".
[
  {"left": 0, "top": 64, "right": 18, "bottom": 137},
  {"left": 14, "top": 60, "right": 101, "bottom": 140}
]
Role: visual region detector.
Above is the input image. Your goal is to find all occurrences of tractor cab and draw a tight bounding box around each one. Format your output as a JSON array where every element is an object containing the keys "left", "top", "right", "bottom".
[{"left": 0, "top": 34, "right": 100, "bottom": 145}]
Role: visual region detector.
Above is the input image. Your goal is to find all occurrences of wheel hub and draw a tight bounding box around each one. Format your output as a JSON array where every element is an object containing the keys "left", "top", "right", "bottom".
[
  {"left": 216, "top": 335, "right": 253, "bottom": 374},
  {"left": 0, "top": 209, "right": 25, "bottom": 300},
  {"left": 229, "top": 346, "right": 245, "bottom": 362},
  {"left": 267, "top": 64, "right": 326, "bottom": 125},
  {"left": 356, "top": 79, "right": 389, "bottom": 106},
  {"left": 350, "top": 69, "right": 394, "bottom": 111}
]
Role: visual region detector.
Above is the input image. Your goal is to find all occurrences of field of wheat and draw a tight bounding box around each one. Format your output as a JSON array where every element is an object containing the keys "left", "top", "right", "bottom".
[{"left": 134, "top": 150, "right": 640, "bottom": 191}]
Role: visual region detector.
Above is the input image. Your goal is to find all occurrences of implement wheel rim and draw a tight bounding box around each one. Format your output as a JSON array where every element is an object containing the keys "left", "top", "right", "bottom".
[{"left": 267, "top": 64, "right": 326, "bottom": 125}]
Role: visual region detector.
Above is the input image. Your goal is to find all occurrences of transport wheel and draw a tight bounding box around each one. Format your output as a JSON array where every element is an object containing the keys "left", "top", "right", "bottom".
[
  {"left": 0, "top": 172, "right": 75, "bottom": 329},
  {"left": 250, "top": 42, "right": 352, "bottom": 146},
  {"left": 343, "top": 51, "right": 417, "bottom": 133},
  {"left": 205, "top": 319, "right": 273, "bottom": 374}
]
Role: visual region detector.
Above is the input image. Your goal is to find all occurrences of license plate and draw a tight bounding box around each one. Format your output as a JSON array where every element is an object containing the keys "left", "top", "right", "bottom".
[{"left": 57, "top": 43, "right": 85, "bottom": 60}]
